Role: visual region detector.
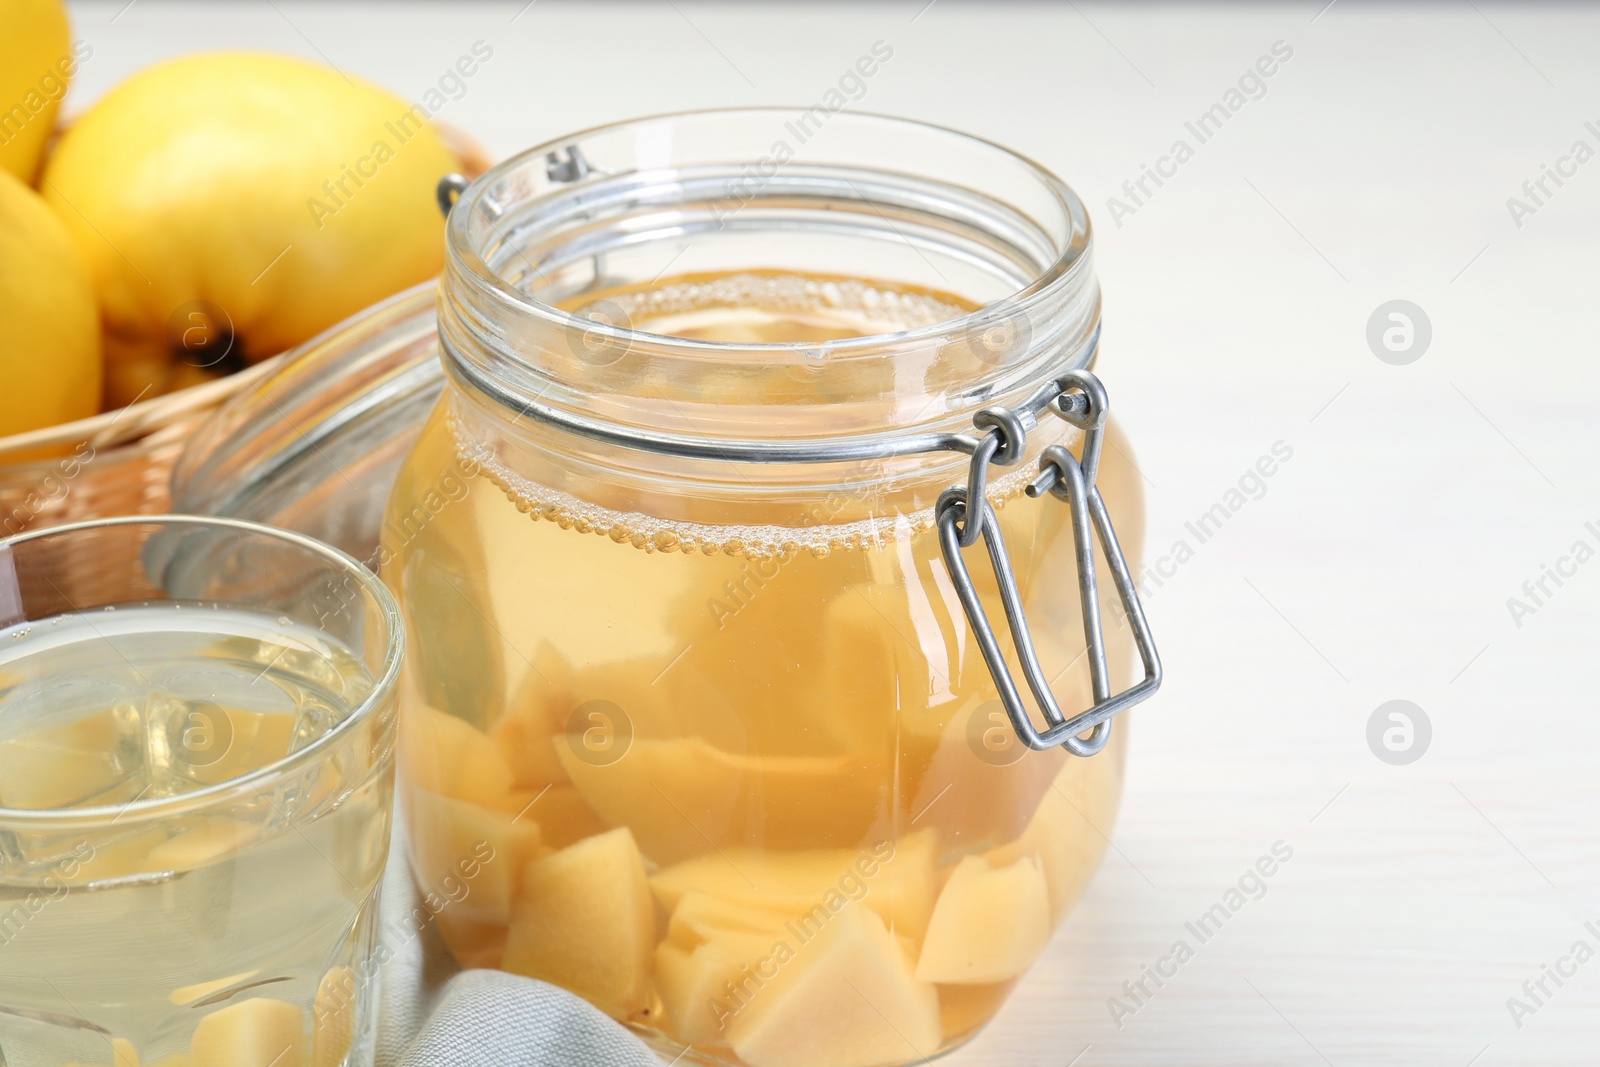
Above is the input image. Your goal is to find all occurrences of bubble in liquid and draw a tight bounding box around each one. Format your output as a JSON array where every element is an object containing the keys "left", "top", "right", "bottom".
[{"left": 456, "top": 412, "right": 1043, "bottom": 560}]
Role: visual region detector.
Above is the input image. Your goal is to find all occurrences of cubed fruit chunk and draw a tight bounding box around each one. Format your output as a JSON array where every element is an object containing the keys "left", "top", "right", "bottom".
[
  {"left": 814, "top": 591, "right": 900, "bottom": 753},
  {"left": 73, "top": 829, "right": 168, "bottom": 883},
  {"left": 655, "top": 942, "right": 727, "bottom": 1046},
  {"left": 407, "top": 788, "right": 541, "bottom": 924},
  {"left": 903, "top": 708, "right": 1064, "bottom": 851},
  {"left": 914, "top": 854, "right": 1050, "bottom": 984},
  {"left": 494, "top": 784, "right": 609, "bottom": 850},
  {"left": 399, "top": 705, "right": 515, "bottom": 809},
  {"left": 490, "top": 709, "right": 566, "bottom": 789},
  {"left": 490, "top": 642, "right": 574, "bottom": 788},
  {"left": 651, "top": 831, "right": 936, "bottom": 944},
  {"left": 0, "top": 738, "right": 121, "bottom": 809},
  {"left": 666, "top": 890, "right": 799, "bottom": 948},
  {"left": 187, "top": 706, "right": 296, "bottom": 786},
  {"left": 147, "top": 819, "right": 260, "bottom": 871},
  {"left": 656, "top": 935, "right": 777, "bottom": 1046},
  {"left": 312, "top": 967, "right": 355, "bottom": 1067},
  {"left": 872, "top": 831, "right": 938, "bottom": 942},
  {"left": 657, "top": 891, "right": 800, "bottom": 1045},
  {"left": 727, "top": 905, "right": 940, "bottom": 1067},
  {"left": 557, "top": 736, "right": 886, "bottom": 863},
  {"left": 813, "top": 588, "right": 961, "bottom": 752},
  {"left": 433, "top": 910, "right": 507, "bottom": 970},
  {"left": 988, "top": 749, "right": 1122, "bottom": 922},
  {"left": 189, "top": 998, "right": 304, "bottom": 1067},
  {"left": 502, "top": 828, "right": 654, "bottom": 1020}
]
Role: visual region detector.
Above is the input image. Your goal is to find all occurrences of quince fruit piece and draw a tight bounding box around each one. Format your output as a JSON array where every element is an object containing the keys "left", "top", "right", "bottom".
[
  {"left": 502, "top": 827, "right": 654, "bottom": 1021},
  {"left": 0, "top": 0, "right": 76, "bottom": 183},
  {"left": 399, "top": 704, "right": 515, "bottom": 809},
  {"left": 726, "top": 904, "right": 940, "bottom": 1067},
  {"left": 494, "top": 784, "right": 610, "bottom": 850},
  {"left": 40, "top": 52, "right": 457, "bottom": 406},
  {"left": 189, "top": 998, "right": 304, "bottom": 1067},
  {"left": 988, "top": 737, "right": 1124, "bottom": 923},
  {"left": 0, "top": 168, "right": 100, "bottom": 437},
  {"left": 656, "top": 890, "right": 796, "bottom": 1045},
  {"left": 914, "top": 852, "right": 1051, "bottom": 984},
  {"left": 651, "top": 831, "right": 936, "bottom": 944},
  {"left": 557, "top": 735, "right": 887, "bottom": 864},
  {"left": 406, "top": 787, "right": 541, "bottom": 925}
]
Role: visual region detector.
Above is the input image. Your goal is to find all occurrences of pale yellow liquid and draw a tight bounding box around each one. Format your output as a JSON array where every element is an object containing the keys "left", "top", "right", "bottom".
[
  {"left": 0, "top": 606, "right": 390, "bottom": 1067},
  {"left": 385, "top": 271, "right": 1142, "bottom": 1067}
]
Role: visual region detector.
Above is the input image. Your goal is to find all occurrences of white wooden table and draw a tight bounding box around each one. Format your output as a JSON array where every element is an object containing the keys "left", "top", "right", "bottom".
[{"left": 70, "top": 2, "right": 1600, "bottom": 1062}]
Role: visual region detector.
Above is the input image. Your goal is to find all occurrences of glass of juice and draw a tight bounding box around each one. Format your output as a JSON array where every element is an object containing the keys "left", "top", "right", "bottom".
[{"left": 0, "top": 515, "right": 403, "bottom": 1067}]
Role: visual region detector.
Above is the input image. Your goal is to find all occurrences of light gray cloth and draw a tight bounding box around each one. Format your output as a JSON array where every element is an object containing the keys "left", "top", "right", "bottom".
[{"left": 374, "top": 821, "right": 663, "bottom": 1067}]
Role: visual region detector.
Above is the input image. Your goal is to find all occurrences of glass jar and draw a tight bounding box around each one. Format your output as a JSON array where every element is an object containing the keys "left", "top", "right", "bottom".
[{"left": 384, "top": 109, "right": 1159, "bottom": 1067}]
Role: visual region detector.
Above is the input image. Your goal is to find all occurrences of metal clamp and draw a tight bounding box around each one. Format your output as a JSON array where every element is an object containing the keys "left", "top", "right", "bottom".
[
  {"left": 437, "top": 173, "right": 470, "bottom": 217},
  {"left": 935, "top": 370, "right": 1161, "bottom": 756}
]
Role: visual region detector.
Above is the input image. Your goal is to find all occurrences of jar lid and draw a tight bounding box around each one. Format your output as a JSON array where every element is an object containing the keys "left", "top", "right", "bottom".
[{"left": 171, "top": 282, "right": 442, "bottom": 565}]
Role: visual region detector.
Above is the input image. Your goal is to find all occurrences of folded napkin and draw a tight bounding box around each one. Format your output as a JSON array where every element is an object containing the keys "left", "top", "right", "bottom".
[{"left": 374, "top": 823, "right": 664, "bottom": 1067}]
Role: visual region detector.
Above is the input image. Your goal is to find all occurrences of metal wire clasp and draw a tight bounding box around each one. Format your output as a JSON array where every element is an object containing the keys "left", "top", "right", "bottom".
[{"left": 935, "top": 369, "right": 1161, "bottom": 757}]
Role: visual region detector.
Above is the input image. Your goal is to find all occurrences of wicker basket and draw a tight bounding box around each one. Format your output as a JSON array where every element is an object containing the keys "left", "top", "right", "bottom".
[
  {"left": 0, "top": 362, "right": 280, "bottom": 535},
  {"left": 0, "top": 123, "right": 490, "bottom": 537}
]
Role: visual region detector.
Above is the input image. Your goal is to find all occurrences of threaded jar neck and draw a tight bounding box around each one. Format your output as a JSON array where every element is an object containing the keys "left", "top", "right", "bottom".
[{"left": 438, "top": 108, "right": 1100, "bottom": 499}]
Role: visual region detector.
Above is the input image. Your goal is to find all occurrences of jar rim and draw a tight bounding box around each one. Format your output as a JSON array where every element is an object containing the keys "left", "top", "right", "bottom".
[{"left": 445, "top": 106, "right": 1093, "bottom": 359}]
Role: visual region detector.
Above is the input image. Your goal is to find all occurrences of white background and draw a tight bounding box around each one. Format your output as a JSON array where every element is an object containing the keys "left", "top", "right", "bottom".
[{"left": 65, "top": 2, "right": 1600, "bottom": 1063}]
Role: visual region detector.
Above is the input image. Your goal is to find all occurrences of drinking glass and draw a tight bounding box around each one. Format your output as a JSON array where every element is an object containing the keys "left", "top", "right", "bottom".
[{"left": 0, "top": 515, "right": 403, "bottom": 1067}]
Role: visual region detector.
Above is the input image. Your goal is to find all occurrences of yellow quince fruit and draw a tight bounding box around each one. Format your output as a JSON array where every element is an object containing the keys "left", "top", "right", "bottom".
[
  {"left": 41, "top": 52, "right": 458, "bottom": 407},
  {"left": 0, "top": 0, "right": 80, "bottom": 184},
  {"left": 0, "top": 167, "right": 100, "bottom": 438}
]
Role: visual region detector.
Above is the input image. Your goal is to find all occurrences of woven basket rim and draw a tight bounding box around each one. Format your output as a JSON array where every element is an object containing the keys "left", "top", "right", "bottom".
[{"left": 0, "top": 356, "right": 282, "bottom": 460}]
